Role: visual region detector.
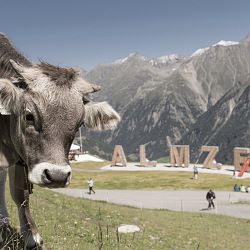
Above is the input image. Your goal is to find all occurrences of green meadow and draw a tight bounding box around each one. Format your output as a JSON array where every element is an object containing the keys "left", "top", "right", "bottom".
[
  {"left": 4, "top": 187, "right": 250, "bottom": 250},
  {"left": 2, "top": 161, "right": 250, "bottom": 249}
]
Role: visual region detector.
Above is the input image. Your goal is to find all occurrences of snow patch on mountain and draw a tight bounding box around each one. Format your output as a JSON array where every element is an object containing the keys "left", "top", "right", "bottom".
[
  {"left": 149, "top": 54, "right": 181, "bottom": 66},
  {"left": 157, "top": 54, "right": 179, "bottom": 63},
  {"left": 191, "top": 47, "right": 209, "bottom": 57},
  {"left": 113, "top": 53, "right": 147, "bottom": 64},
  {"left": 113, "top": 53, "right": 182, "bottom": 66},
  {"left": 191, "top": 40, "right": 239, "bottom": 58},
  {"left": 212, "top": 40, "right": 239, "bottom": 47}
]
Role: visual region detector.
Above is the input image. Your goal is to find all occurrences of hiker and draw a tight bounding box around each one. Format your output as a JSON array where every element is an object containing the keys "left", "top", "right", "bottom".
[
  {"left": 206, "top": 189, "right": 216, "bottom": 209},
  {"left": 193, "top": 165, "right": 198, "bottom": 180},
  {"left": 233, "top": 184, "right": 240, "bottom": 192},
  {"left": 232, "top": 167, "right": 236, "bottom": 177},
  {"left": 240, "top": 185, "right": 246, "bottom": 193},
  {"left": 87, "top": 178, "right": 95, "bottom": 194}
]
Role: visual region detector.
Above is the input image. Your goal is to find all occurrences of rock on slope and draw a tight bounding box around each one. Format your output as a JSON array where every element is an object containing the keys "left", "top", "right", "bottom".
[{"left": 179, "top": 81, "right": 250, "bottom": 163}]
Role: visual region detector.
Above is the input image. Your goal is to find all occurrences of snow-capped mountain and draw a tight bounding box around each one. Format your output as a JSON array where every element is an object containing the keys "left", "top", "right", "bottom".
[{"left": 86, "top": 35, "right": 250, "bottom": 162}]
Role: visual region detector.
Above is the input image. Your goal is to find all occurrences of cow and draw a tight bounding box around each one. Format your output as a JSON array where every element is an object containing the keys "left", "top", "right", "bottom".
[{"left": 0, "top": 33, "right": 120, "bottom": 249}]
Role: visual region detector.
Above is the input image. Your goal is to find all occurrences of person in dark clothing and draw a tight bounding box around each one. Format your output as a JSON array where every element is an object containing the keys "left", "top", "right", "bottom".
[
  {"left": 206, "top": 189, "right": 216, "bottom": 209},
  {"left": 234, "top": 184, "right": 240, "bottom": 192}
]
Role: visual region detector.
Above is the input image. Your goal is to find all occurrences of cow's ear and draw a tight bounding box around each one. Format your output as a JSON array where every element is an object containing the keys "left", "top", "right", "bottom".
[
  {"left": 0, "top": 78, "right": 21, "bottom": 114},
  {"left": 84, "top": 102, "right": 120, "bottom": 130}
]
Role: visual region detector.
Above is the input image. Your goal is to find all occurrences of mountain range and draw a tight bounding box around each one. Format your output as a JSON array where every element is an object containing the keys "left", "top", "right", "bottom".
[{"left": 84, "top": 35, "right": 250, "bottom": 163}]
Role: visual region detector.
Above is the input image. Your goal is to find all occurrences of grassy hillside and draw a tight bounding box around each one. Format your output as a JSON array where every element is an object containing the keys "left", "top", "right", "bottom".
[
  {"left": 3, "top": 187, "right": 250, "bottom": 250},
  {"left": 71, "top": 170, "right": 250, "bottom": 190}
]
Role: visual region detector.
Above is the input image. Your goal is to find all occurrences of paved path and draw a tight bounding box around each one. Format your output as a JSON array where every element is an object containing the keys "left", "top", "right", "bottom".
[
  {"left": 73, "top": 168, "right": 106, "bottom": 172},
  {"left": 53, "top": 188, "right": 250, "bottom": 220}
]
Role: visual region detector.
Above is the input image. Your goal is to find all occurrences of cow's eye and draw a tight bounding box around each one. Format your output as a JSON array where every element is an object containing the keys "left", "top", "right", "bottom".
[
  {"left": 82, "top": 97, "right": 89, "bottom": 105},
  {"left": 26, "top": 113, "right": 34, "bottom": 122},
  {"left": 82, "top": 94, "right": 90, "bottom": 105},
  {"left": 25, "top": 111, "right": 35, "bottom": 126}
]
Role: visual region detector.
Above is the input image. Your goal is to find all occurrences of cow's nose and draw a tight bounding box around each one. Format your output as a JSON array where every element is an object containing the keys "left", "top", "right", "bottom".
[
  {"left": 29, "top": 163, "right": 72, "bottom": 187},
  {"left": 43, "top": 169, "right": 71, "bottom": 187}
]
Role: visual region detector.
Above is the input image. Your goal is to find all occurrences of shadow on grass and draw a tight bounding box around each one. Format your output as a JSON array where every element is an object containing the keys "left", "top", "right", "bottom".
[
  {"left": 200, "top": 208, "right": 215, "bottom": 211},
  {"left": 200, "top": 208, "right": 209, "bottom": 211}
]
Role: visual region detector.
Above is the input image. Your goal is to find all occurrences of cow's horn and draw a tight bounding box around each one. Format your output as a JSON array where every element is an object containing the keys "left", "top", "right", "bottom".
[
  {"left": 76, "top": 78, "right": 101, "bottom": 94},
  {"left": 9, "top": 59, "right": 25, "bottom": 73}
]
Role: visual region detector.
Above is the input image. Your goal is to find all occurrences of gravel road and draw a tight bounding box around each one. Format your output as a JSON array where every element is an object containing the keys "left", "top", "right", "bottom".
[{"left": 53, "top": 188, "right": 250, "bottom": 219}]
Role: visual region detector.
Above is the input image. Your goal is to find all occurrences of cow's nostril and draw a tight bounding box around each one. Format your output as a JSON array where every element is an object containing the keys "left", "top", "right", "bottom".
[
  {"left": 65, "top": 172, "right": 71, "bottom": 185},
  {"left": 44, "top": 169, "right": 52, "bottom": 182},
  {"left": 67, "top": 172, "right": 71, "bottom": 179}
]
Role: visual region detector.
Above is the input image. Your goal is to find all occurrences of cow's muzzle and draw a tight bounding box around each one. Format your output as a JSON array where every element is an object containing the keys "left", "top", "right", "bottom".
[{"left": 28, "top": 162, "right": 71, "bottom": 188}]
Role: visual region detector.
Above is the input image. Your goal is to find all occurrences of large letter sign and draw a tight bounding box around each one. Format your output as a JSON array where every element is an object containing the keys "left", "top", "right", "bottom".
[
  {"left": 111, "top": 145, "right": 127, "bottom": 167},
  {"left": 201, "top": 146, "right": 219, "bottom": 169},
  {"left": 140, "top": 145, "right": 157, "bottom": 167},
  {"left": 170, "top": 145, "right": 190, "bottom": 167}
]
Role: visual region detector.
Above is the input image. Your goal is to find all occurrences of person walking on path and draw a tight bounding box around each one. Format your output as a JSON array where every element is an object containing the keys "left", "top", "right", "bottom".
[
  {"left": 193, "top": 165, "right": 198, "bottom": 180},
  {"left": 206, "top": 189, "right": 216, "bottom": 209},
  {"left": 87, "top": 178, "right": 95, "bottom": 194}
]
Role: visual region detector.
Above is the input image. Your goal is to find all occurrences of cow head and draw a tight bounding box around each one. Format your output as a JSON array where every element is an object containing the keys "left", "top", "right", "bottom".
[{"left": 0, "top": 60, "right": 120, "bottom": 188}]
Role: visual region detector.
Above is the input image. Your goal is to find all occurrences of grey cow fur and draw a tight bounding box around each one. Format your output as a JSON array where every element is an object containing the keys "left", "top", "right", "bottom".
[{"left": 0, "top": 33, "right": 120, "bottom": 249}]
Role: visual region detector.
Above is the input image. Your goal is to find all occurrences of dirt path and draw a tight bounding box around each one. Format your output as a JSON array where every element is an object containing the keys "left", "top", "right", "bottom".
[{"left": 53, "top": 188, "right": 250, "bottom": 219}]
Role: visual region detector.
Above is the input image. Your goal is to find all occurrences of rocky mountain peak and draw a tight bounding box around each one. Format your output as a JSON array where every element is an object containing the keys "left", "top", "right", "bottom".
[
  {"left": 113, "top": 52, "right": 147, "bottom": 65},
  {"left": 86, "top": 34, "right": 250, "bottom": 163}
]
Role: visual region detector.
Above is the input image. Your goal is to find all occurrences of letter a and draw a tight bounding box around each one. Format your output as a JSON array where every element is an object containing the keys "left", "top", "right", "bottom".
[{"left": 111, "top": 145, "right": 127, "bottom": 167}]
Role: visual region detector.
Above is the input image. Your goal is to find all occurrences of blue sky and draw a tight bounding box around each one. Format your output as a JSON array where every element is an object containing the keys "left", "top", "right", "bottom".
[{"left": 1, "top": 0, "right": 250, "bottom": 70}]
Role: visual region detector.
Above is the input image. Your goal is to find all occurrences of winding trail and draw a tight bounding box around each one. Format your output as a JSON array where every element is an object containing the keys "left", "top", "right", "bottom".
[{"left": 53, "top": 188, "right": 250, "bottom": 220}]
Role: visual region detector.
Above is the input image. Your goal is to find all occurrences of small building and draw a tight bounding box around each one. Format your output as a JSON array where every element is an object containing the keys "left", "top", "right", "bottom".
[{"left": 69, "top": 144, "right": 80, "bottom": 161}]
